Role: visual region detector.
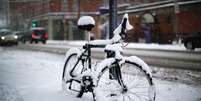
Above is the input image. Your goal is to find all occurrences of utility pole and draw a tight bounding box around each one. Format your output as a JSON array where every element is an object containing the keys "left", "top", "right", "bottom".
[
  {"left": 63, "top": 0, "right": 68, "bottom": 40},
  {"left": 174, "top": 0, "right": 180, "bottom": 44},
  {"left": 109, "top": 0, "right": 117, "bottom": 79},
  {"left": 6, "top": 0, "right": 10, "bottom": 28},
  {"left": 109, "top": 0, "right": 117, "bottom": 38},
  {"left": 77, "top": 0, "right": 80, "bottom": 20}
]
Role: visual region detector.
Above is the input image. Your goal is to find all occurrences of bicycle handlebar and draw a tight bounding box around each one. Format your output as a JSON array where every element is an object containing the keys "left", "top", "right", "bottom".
[{"left": 120, "top": 18, "right": 127, "bottom": 39}]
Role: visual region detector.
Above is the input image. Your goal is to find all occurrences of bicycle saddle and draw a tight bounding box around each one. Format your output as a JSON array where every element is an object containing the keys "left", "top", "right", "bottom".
[{"left": 77, "top": 16, "right": 95, "bottom": 31}]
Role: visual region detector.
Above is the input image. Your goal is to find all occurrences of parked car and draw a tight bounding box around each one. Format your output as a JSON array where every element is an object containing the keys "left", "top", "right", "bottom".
[
  {"left": 19, "top": 30, "right": 31, "bottom": 43},
  {"left": 182, "top": 31, "right": 201, "bottom": 50},
  {"left": 12, "top": 31, "right": 24, "bottom": 42},
  {"left": 29, "top": 27, "right": 48, "bottom": 44},
  {"left": 0, "top": 29, "right": 18, "bottom": 46}
]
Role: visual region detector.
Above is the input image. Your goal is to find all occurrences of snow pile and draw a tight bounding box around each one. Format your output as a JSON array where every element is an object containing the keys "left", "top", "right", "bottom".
[
  {"left": 88, "top": 40, "right": 112, "bottom": 45},
  {"left": 127, "top": 43, "right": 186, "bottom": 51},
  {"left": 46, "top": 40, "right": 187, "bottom": 51}
]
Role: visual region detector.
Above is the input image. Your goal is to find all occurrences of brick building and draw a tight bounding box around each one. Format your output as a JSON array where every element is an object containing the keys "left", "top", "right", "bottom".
[
  {"left": 27, "top": 0, "right": 102, "bottom": 40},
  {"left": 121, "top": 0, "right": 201, "bottom": 43},
  {"left": 9, "top": 0, "right": 201, "bottom": 43}
]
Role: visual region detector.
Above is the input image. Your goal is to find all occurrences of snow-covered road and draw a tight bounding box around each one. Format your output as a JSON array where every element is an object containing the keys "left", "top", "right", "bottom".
[{"left": 0, "top": 47, "right": 201, "bottom": 101}]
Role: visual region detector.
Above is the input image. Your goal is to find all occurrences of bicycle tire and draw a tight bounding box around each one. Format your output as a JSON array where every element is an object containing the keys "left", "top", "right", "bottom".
[
  {"left": 62, "top": 53, "right": 83, "bottom": 94},
  {"left": 95, "top": 61, "right": 156, "bottom": 101}
]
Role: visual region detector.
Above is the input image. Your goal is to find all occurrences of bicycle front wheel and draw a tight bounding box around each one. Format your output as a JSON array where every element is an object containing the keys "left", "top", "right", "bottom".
[{"left": 95, "top": 61, "right": 155, "bottom": 101}]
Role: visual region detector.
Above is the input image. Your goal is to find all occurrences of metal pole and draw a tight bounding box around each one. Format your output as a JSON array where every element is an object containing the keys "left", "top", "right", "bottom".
[
  {"left": 77, "top": 0, "right": 80, "bottom": 20},
  {"left": 63, "top": 0, "right": 68, "bottom": 40},
  {"left": 109, "top": 0, "right": 117, "bottom": 38},
  {"left": 109, "top": 0, "right": 117, "bottom": 79},
  {"left": 174, "top": 0, "right": 180, "bottom": 44},
  {"left": 6, "top": 0, "right": 10, "bottom": 27}
]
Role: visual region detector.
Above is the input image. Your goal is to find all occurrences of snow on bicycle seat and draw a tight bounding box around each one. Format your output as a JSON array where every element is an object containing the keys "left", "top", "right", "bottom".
[{"left": 77, "top": 16, "right": 95, "bottom": 31}]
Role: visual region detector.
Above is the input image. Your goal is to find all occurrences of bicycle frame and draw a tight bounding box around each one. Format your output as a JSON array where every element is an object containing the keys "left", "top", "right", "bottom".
[
  {"left": 68, "top": 17, "right": 129, "bottom": 92},
  {"left": 69, "top": 44, "right": 105, "bottom": 76},
  {"left": 63, "top": 14, "right": 155, "bottom": 101},
  {"left": 69, "top": 14, "right": 129, "bottom": 78},
  {"left": 68, "top": 43, "right": 127, "bottom": 92}
]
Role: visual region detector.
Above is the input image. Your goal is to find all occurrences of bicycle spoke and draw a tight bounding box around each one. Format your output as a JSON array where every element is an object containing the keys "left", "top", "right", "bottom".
[
  {"left": 128, "top": 91, "right": 149, "bottom": 101},
  {"left": 123, "top": 95, "right": 126, "bottom": 101},
  {"left": 126, "top": 94, "right": 135, "bottom": 101},
  {"left": 96, "top": 62, "right": 155, "bottom": 101}
]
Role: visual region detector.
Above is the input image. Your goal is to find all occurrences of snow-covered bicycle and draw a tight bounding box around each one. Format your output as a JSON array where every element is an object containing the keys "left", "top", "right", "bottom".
[{"left": 62, "top": 14, "right": 156, "bottom": 101}]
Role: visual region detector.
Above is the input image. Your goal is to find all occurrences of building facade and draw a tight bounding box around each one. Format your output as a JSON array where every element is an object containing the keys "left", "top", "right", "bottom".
[
  {"left": 8, "top": 0, "right": 201, "bottom": 43},
  {"left": 121, "top": 0, "right": 201, "bottom": 44},
  {"left": 26, "top": 0, "right": 102, "bottom": 40}
]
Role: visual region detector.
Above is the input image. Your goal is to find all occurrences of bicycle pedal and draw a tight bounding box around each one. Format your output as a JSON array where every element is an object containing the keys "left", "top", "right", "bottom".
[
  {"left": 110, "top": 93, "right": 117, "bottom": 96},
  {"left": 107, "top": 94, "right": 119, "bottom": 101}
]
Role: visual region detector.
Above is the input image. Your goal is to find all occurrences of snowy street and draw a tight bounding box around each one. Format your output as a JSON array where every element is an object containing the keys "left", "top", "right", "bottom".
[
  {"left": 16, "top": 41, "right": 201, "bottom": 70},
  {"left": 0, "top": 47, "right": 201, "bottom": 101}
]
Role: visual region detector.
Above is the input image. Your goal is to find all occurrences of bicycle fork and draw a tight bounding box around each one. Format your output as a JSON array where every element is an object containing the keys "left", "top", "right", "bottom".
[{"left": 114, "top": 61, "right": 128, "bottom": 93}]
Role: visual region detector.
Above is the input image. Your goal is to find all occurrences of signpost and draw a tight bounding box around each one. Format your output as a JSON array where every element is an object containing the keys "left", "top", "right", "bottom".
[{"left": 109, "top": 0, "right": 117, "bottom": 79}]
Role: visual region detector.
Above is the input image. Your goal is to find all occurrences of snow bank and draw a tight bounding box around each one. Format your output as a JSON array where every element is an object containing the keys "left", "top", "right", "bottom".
[
  {"left": 127, "top": 43, "right": 186, "bottom": 51},
  {"left": 88, "top": 40, "right": 112, "bottom": 45},
  {"left": 47, "top": 40, "right": 187, "bottom": 51}
]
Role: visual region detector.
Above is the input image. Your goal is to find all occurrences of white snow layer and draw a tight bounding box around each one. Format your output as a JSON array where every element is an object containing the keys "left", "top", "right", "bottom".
[
  {"left": 0, "top": 48, "right": 201, "bottom": 101},
  {"left": 125, "top": 56, "right": 152, "bottom": 77},
  {"left": 77, "top": 16, "right": 95, "bottom": 26},
  {"left": 65, "top": 48, "right": 81, "bottom": 60},
  {"left": 113, "top": 14, "right": 133, "bottom": 35},
  {"left": 112, "top": 14, "right": 133, "bottom": 43},
  {"left": 88, "top": 40, "right": 112, "bottom": 45},
  {"left": 46, "top": 40, "right": 188, "bottom": 51}
]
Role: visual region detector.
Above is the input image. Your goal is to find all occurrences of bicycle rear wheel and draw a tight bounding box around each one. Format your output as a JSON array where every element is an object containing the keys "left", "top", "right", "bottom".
[
  {"left": 62, "top": 53, "right": 83, "bottom": 93},
  {"left": 95, "top": 61, "right": 155, "bottom": 101}
]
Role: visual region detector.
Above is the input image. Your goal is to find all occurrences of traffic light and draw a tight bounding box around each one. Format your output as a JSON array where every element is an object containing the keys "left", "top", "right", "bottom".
[{"left": 32, "top": 20, "right": 38, "bottom": 27}]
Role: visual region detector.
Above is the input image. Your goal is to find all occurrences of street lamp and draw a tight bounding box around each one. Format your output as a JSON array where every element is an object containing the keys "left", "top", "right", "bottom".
[{"left": 32, "top": 20, "right": 38, "bottom": 27}]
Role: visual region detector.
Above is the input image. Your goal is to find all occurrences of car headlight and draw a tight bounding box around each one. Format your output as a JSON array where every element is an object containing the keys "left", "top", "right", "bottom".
[
  {"left": 1, "top": 36, "right": 5, "bottom": 40},
  {"left": 14, "top": 35, "right": 18, "bottom": 39}
]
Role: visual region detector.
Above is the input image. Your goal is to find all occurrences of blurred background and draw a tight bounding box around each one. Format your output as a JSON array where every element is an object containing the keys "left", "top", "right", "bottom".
[
  {"left": 0, "top": 0, "right": 201, "bottom": 44},
  {"left": 0, "top": 1, "right": 201, "bottom": 101}
]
